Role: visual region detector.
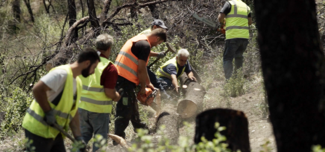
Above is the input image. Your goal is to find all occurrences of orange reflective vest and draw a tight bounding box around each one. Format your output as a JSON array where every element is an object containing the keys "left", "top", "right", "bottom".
[{"left": 115, "top": 35, "right": 151, "bottom": 85}]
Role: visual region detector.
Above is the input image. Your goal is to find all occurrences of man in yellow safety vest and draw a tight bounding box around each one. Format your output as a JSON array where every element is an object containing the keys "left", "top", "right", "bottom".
[
  {"left": 78, "top": 34, "right": 121, "bottom": 152},
  {"left": 218, "top": 0, "right": 252, "bottom": 79},
  {"left": 22, "top": 48, "right": 100, "bottom": 152}
]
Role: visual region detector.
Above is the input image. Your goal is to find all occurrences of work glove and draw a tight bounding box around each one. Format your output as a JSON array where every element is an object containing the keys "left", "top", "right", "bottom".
[
  {"left": 44, "top": 109, "right": 56, "bottom": 126},
  {"left": 75, "top": 136, "right": 87, "bottom": 152},
  {"left": 157, "top": 52, "right": 166, "bottom": 58}
]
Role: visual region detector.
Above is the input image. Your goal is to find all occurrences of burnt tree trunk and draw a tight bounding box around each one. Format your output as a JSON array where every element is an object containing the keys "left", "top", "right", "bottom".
[
  {"left": 12, "top": 0, "right": 20, "bottom": 22},
  {"left": 23, "top": 0, "right": 34, "bottom": 22},
  {"left": 177, "top": 73, "right": 205, "bottom": 119},
  {"left": 194, "top": 109, "right": 250, "bottom": 152},
  {"left": 255, "top": 0, "right": 325, "bottom": 151},
  {"left": 68, "top": 0, "right": 77, "bottom": 42},
  {"left": 87, "top": 0, "right": 100, "bottom": 29},
  {"left": 148, "top": 4, "right": 159, "bottom": 19}
]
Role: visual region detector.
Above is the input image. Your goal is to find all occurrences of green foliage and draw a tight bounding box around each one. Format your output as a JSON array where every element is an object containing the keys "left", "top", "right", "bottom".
[
  {"left": 259, "top": 141, "right": 272, "bottom": 152},
  {"left": 128, "top": 122, "right": 233, "bottom": 152},
  {"left": 313, "top": 145, "right": 325, "bottom": 152},
  {"left": 0, "top": 87, "right": 32, "bottom": 138},
  {"left": 223, "top": 68, "right": 246, "bottom": 97}
]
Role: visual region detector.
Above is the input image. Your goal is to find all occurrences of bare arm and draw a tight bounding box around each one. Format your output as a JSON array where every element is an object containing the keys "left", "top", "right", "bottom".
[
  {"left": 104, "top": 88, "right": 121, "bottom": 102},
  {"left": 69, "top": 111, "right": 82, "bottom": 138},
  {"left": 248, "top": 17, "right": 252, "bottom": 25},
  {"left": 149, "top": 51, "right": 159, "bottom": 57},
  {"left": 138, "top": 60, "right": 150, "bottom": 94},
  {"left": 187, "top": 71, "right": 197, "bottom": 81},
  {"left": 32, "top": 81, "right": 51, "bottom": 112},
  {"left": 171, "top": 74, "right": 179, "bottom": 93},
  {"left": 218, "top": 13, "right": 226, "bottom": 26}
]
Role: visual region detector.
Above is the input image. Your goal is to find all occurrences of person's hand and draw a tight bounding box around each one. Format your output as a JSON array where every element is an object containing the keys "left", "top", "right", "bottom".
[
  {"left": 157, "top": 52, "right": 166, "bottom": 58},
  {"left": 189, "top": 75, "right": 197, "bottom": 82},
  {"left": 44, "top": 109, "right": 56, "bottom": 126},
  {"left": 75, "top": 136, "right": 87, "bottom": 152},
  {"left": 174, "top": 86, "right": 179, "bottom": 93},
  {"left": 147, "top": 83, "right": 155, "bottom": 90}
]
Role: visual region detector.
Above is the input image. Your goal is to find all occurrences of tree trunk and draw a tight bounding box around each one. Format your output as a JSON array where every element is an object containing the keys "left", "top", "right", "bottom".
[
  {"left": 43, "top": 0, "right": 50, "bottom": 14},
  {"left": 155, "top": 103, "right": 180, "bottom": 144},
  {"left": 86, "top": 0, "right": 100, "bottom": 29},
  {"left": 254, "top": 0, "right": 325, "bottom": 151},
  {"left": 23, "top": 0, "right": 34, "bottom": 22},
  {"left": 177, "top": 73, "right": 205, "bottom": 119},
  {"left": 194, "top": 108, "right": 250, "bottom": 152},
  {"left": 148, "top": 4, "right": 159, "bottom": 19},
  {"left": 12, "top": 0, "right": 20, "bottom": 22},
  {"left": 68, "top": 0, "right": 77, "bottom": 42}
]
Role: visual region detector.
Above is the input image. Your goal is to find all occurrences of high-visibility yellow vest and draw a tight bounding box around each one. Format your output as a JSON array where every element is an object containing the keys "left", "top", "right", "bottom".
[
  {"left": 78, "top": 57, "right": 114, "bottom": 113},
  {"left": 156, "top": 57, "right": 186, "bottom": 79},
  {"left": 225, "top": 0, "right": 250, "bottom": 40},
  {"left": 138, "top": 28, "right": 151, "bottom": 35},
  {"left": 22, "top": 65, "right": 82, "bottom": 138}
]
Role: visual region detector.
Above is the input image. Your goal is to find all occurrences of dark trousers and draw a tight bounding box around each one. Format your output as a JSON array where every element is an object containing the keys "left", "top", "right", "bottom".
[
  {"left": 114, "top": 76, "right": 147, "bottom": 141},
  {"left": 147, "top": 67, "right": 172, "bottom": 99},
  {"left": 25, "top": 129, "right": 66, "bottom": 152},
  {"left": 223, "top": 39, "right": 249, "bottom": 79}
]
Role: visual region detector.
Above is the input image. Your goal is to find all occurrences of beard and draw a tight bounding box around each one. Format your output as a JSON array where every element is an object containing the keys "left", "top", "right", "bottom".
[{"left": 81, "top": 64, "right": 91, "bottom": 77}]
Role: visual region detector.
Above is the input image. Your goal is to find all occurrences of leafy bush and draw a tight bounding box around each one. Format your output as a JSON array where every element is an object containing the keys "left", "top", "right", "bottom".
[
  {"left": 0, "top": 87, "right": 32, "bottom": 138},
  {"left": 128, "top": 122, "right": 233, "bottom": 152},
  {"left": 223, "top": 68, "right": 246, "bottom": 97}
]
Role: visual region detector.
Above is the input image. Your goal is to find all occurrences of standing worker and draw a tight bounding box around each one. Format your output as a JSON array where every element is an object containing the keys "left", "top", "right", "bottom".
[
  {"left": 78, "top": 34, "right": 121, "bottom": 151},
  {"left": 22, "top": 48, "right": 100, "bottom": 152},
  {"left": 156, "top": 49, "right": 196, "bottom": 94},
  {"left": 218, "top": 0, "right": 252, "bottom": 79},
  {"left": 114, "top": 28, "right": 167, "bottom": 144}
]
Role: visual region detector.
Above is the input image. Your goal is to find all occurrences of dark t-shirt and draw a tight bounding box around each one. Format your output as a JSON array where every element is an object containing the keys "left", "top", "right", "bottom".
[
  {"left": 220, "top": 2, "right": 251, "bottom": 17},
  {"left": 162, "top": 60, "right": 192, "bottom": 77},
  {"left": 131, "top": 40, "right": 151, "bottom": 61},
  {"left": 100, "top": 54, "right": 118, "bottom": 89}
]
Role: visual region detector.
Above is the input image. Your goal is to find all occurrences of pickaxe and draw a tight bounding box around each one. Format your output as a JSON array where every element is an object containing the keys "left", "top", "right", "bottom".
[{"left": 148, "top": 42, "right": 176, "bottom": 68}]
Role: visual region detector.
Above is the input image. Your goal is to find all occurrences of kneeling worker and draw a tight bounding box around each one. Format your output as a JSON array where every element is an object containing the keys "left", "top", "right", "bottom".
[
  {"left": 22, "top": 48, "right": 100, "bottom": 152},
  {"left": 156, "top": 49, "right": 197, "bottom": 94},
  {"left": 78, "top": 34, "right": 121, "bottom": 152}
]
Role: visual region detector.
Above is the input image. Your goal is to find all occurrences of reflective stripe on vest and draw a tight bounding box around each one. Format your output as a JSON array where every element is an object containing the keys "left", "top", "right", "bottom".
[
  {"left": 22, "top": 65, "right": 81, "bottom": 138},
  {"left": 156, "top": 57, "right": 186, "bottom": 79},
  {"left": 115, "top": 35, "right": 151, "bottom": 85},
  {"left": 225, "top": 0, "right": 250, "bottom": 40},
  {"left": 79, "top": 57, "right": 114, "bottom": 113}
]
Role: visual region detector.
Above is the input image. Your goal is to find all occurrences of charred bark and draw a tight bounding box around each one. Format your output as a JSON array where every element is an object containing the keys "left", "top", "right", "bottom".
[
  {"left": 23, "top": 0, "right": 34, "bottom": 22},
  {"left": 68, "top": 0, "right": 77, "bottom": 42},
  {"left": 177, "top": 73, "right": 205, "bottom": 119},
  {"left": 255, "top": 0, "right": 325, "bottom": 151},
  {"left": 194, "top": 108, "right": 250, "bottom": 152},
  {"left": 86, "top": 0, "right": 100, "bottom": 29},
  {"left": 12, "top": 0, "right": 20, "bottom": 22}
]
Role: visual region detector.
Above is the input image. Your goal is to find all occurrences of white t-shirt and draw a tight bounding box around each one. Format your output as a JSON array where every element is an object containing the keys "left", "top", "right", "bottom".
[{"left": 40, "top": 69, "right": 76, "bottom": 103}]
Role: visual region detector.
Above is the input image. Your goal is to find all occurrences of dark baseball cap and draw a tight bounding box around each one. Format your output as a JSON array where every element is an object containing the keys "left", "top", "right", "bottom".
[{"left": 151, "top": 19, "right": 168, "bottom": 29}]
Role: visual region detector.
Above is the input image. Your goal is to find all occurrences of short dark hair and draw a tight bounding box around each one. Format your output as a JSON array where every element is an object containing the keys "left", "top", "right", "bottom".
[
  {"left": 77, "top": 48, "right": 100, "bottom": 64},
  {"left": 150, "top": 28, "right": 167, "bottom": 42}
]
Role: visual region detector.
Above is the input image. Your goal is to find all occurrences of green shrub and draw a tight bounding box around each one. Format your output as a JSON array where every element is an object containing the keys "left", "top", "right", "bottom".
[
  {"left": 223, "top": 68, "right": 246, "bottom": 97},
  {"left": 128, "top": 122, "right": 233, "bottom": 152},
  {"left": 0, "top": 87, "right": 32, "bottom": 138}
]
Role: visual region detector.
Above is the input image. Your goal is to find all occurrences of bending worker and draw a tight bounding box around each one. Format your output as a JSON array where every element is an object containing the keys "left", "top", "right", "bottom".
[
  {"left": 22, "top": 49, "right": 100, "bottom": 152},
  {"left": 114, "top": 28, "right": 167, "bottom": 144},
  {"left": 78, "top": 34, "right": 121, "bottom": 152},
  {"left": 156, "top": 49, "right": 196, "bottom": 94}
]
